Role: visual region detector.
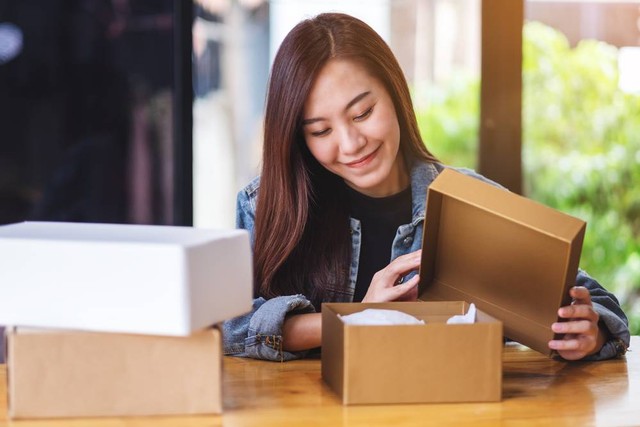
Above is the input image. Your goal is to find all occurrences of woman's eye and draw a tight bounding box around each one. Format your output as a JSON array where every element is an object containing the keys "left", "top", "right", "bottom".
[
  {"left": 311, "top": 128, "right": 331, "bottom": 137},
  {"left": 354, "top": 107, "right": 373, "bottom": 121}
]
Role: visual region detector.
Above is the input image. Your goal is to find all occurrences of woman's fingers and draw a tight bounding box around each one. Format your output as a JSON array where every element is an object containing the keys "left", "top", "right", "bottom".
[
  {"left": 552, "top": 319, "right": 594, "bottom": 335},
  {"left": 548, "top": 286, "right": 604, "bottom": 360},
  {"left": 362, "top": 250, "right": 422, "bottom": 303},
  {"left": 568, "top": 286, "right": 591, "bottom": 304},
  {"left": 557, "top": 304, "right": 599, "bottom": 322},
  {"left": 393, "top": 274, "right": 420, "bottom": 301},
  {"left": 382, "top": 250, "right": 422, "bottom": 284},
  {"left": 548, "top": 332, "right": 598, "bottom": 360}
]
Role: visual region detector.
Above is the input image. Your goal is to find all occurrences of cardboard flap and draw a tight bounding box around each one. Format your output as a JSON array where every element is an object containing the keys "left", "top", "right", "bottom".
[{"left": 419, "top": 169, "right": 585, "bottom": 356}]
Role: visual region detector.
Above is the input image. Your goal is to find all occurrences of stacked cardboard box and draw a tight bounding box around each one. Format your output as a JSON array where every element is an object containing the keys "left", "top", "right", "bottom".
[{"left": 0, "top": 222, "right": 253, "bottom": 418}]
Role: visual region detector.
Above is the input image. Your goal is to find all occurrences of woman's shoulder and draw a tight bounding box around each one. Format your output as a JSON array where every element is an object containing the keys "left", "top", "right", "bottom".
[
  {"left": 238, "top": 176, "right": 261, "bottom": 200},
  {"left": 236, "top": 176, "right": 261, "bottom": 228},
  {"left": 439, "top": 164, "right": 507, "bottom": 190},
  {"left": 410, "top": 160, "right": 502, "bottom": 189}
]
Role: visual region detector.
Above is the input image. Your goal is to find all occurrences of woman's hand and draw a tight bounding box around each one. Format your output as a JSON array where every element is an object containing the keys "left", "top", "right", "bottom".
[
  {"left": 548, "top": 286, "right": 607, "bottom": 360},
  {"left": 362, "top": 250, "right": 422, "bottom": 303}
]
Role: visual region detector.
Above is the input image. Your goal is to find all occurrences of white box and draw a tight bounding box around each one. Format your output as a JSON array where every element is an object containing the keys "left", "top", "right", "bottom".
[{"left": 0, "top": 221, "right": 252, "bottom": 336}]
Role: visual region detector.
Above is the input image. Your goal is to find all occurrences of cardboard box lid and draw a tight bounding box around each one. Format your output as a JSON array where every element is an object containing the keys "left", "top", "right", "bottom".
[
  {"left": 418, "top": 169, "right": 586, "bottom": 356},
  {"left": 0, "top": 221, "right": 252, "bottom": 336}
]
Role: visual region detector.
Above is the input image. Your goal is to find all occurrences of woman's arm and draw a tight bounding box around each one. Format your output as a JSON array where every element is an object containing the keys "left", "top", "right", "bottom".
[
  {"left": 282, "top": 313, "right": 322, "bottom": 351},
  {"left": 227, "top": 184, "right": 316, "bottom": 361},
  {"left": 223, "top": 295, "right": 316, "bottom": 361},
  {"left": 281, "top": 250, "right": 423, "bottom": 352}
]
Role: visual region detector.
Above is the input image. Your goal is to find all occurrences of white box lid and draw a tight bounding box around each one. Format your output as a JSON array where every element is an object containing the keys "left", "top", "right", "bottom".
[{"left": 0, "top": 221, "right": 253, "bottom": 336}]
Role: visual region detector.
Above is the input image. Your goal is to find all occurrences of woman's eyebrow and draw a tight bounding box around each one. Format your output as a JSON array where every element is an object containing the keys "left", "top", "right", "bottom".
[
  {"left": 302, "top": 91, "right": 372, "bottom": 126},
  {"left": 345, "top": 91, "right": 371, "bottom": 110}
]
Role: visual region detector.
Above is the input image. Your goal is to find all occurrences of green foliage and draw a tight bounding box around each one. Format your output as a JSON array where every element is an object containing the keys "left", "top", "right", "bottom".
[
  {"left": 523, "top": 21, "right": 640, "bottom": 335},
  {"left": 414, "top": 20, "right": 640, "bottom": 335},
  {"left": 414, "top": 72, "right": 479, "bottom": 169}
]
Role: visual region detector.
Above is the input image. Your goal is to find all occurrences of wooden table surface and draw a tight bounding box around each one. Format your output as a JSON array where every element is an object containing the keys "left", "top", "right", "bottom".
[{"left": 1, "top": 336, "right": 638, "bottom": 426}]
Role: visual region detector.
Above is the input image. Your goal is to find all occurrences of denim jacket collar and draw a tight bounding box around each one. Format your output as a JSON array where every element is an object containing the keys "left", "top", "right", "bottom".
[{"left": 409, "top": 160, "right": 440, "bottom": 226}]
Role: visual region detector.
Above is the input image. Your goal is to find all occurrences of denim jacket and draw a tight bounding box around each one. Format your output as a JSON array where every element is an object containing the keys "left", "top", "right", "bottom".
[{"left": 224, "top": 160, "right": 630, "bottom": 361}]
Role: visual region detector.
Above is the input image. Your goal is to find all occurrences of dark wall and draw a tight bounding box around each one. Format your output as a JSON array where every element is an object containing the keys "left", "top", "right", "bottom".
[{"left": 0, "top": 0, "right": 190, "bottom": 226}]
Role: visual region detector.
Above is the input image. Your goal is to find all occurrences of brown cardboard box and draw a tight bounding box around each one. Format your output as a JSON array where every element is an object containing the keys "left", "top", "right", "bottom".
[
  {"left": 6, "top": 326, "right": 222, "bottom": 418},
  {"left": 322, "top": 301, "right": 502, "bottom": 405},
  {"left": 419, "top": 169, "right": 586, "bottom": 356}
]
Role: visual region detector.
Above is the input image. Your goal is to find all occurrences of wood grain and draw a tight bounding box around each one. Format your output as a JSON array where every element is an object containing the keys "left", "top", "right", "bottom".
[{"left": 1, "top": 337, "right": 638, "bottom": 426}]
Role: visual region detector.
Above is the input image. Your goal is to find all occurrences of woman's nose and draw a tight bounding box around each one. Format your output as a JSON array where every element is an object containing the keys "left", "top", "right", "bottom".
[{"left": 338, "top": 126, "right": 366, "bottom": 155}]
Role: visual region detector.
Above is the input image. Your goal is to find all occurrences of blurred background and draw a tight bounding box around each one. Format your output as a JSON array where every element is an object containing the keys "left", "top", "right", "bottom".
[
  {"left": 0, "top": 0, "right": 638, "bottom": 346},
  {"left": 183, "top": 0, "right": 640, "bottom": 335}
]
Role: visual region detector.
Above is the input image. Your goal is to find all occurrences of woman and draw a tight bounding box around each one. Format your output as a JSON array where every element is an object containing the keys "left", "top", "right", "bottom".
[{"left": 224, "top": 13, "right": 629, "bottom": 362}]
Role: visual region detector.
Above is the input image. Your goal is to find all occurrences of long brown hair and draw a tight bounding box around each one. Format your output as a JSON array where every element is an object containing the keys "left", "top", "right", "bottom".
[{"left": 254, "top": 13, "right": 437, "bottom": 308}]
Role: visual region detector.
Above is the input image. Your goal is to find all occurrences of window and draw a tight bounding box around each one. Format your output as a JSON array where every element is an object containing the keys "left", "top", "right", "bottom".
[
  {"left": 192, "top": 0, "right": 481, "bottom": 227},
  {"left": 523, "top": 0, "right": 640, "bottom": 333}
]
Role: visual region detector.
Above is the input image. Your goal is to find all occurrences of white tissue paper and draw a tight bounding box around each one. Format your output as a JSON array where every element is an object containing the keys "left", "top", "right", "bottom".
[
  {"left": 446, "top": 303, "right": 477, "bottom": 324},
  {"left": 339, "top": 309, "right": 425, "bottom": 325}
]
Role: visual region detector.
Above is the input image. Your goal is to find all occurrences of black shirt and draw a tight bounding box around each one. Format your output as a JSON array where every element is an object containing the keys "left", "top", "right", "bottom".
[{"left": 347, "top": 185, "right": 413, "bottom": 302}]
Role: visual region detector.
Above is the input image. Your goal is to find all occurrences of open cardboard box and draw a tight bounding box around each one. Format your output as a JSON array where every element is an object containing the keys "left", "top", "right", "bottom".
[
  {"left": 419, "top": 169, "right": 586, "bottom": 356},
  {"left": 5, "top": 326, "right": 222, "bottom": 418},
  {"left": 321, "top": 169, "right": 586, "bottom": 405},
  {"left": 322, "top": 301, "right": 502, "bottom": 405},
  {"left": 0, "top": 221, "right": 252, "bottom": 336}
]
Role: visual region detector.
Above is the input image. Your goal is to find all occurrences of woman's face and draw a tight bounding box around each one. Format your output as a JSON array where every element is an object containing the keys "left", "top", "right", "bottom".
[{"left": 302, "top": 59, "right": 408, "bottom": 197}]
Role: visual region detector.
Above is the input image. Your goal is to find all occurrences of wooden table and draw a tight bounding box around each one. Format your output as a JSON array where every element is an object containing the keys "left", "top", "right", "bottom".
[{"left": 1, "top": 337, "right": 638, "bottom": 426}]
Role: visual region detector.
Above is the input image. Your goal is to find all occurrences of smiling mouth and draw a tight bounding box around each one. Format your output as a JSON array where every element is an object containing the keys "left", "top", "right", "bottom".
[{"left": 345, "top": 146, "right": 380, "bottom": 168}]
